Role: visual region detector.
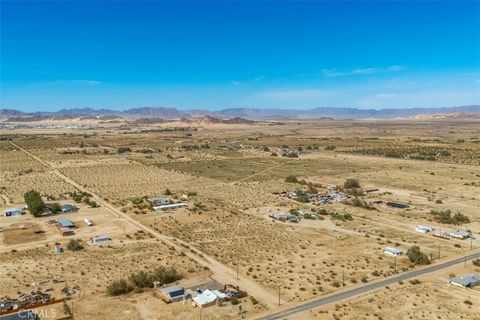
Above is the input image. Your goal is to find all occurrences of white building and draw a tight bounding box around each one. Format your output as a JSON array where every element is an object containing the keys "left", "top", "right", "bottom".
[
  {"left": 90, "top": 235, "right": 112, "bottom": 245},
  {"left": 383, "top": 247, "right": 404, "bottom": 256},
  {"left": 415, "top": 225, "right": 433, "bottom": 234},
  {"left": 3, "top": 207, "right": 22, "bottom": 217},
  {"left": 192, "top": 289, "right": 226, "bottom": 308},
  {"left": 153, "top": 203, "right": 187, "bottom": 211}
]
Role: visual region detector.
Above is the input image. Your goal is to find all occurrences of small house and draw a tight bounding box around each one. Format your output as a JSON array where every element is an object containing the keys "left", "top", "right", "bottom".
[
  {"left": 3, "top": 207, "right": 22, "bottom": 217},
  {"left": 450, "top": 274, "right": 480, "bottom": 288},
  {"left": 61, "top": 204, "right": 78, "bottom": 213},
  {"left": 449, "top": 230, "right": 471, "bottom": 239},
  {"left": 433, "top": 230, "right": 452, "bottom": 240},
  {"left": 91, "top": 235, "right": 112, "bottom": 245},
  {"left": 383, "top": 247, "right": 404, "bottom": 257},
  {"left": 192, "top": 289, "right": 225, "bottom": 308},
  {"left": 415, "top": 225, "right": 433, "bottom": 234},
  {"left": 160, "top": 285, "right": 189, "bottom": 302},
  {"left": 58, "top": 218, "right": 75, "bottom": 228},
  {"left": 153, "top": 203, "right": 187, "bottom": 211}
]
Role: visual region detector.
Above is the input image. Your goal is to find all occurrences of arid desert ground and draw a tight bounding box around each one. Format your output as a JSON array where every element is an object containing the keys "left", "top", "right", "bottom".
[{"left": 1, "top": 117, "right": 479, "bottom": 320}]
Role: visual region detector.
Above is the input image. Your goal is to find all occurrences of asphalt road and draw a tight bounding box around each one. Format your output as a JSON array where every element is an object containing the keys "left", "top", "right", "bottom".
[{"left": 257, "top": 251, "right": 480, "bottom": 320}]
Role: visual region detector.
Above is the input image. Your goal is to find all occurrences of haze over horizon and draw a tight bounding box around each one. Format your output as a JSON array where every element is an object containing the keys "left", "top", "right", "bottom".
[{"left": 1, "top": 1, "right": 479, "bottom": 112}]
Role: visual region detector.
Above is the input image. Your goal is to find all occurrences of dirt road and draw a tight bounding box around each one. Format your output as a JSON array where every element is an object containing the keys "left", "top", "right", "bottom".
[{"left": 8, "top": 141, "right": 278, "bottom": 308}]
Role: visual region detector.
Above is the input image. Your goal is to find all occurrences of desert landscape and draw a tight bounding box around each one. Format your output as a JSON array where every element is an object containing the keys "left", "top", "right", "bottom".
[{"left": 0, "top": 116, "right": 479, "bottom": 320}]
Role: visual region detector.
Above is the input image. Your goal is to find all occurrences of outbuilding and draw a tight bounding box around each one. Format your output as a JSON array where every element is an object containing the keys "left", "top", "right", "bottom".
[
  {"left": 153, "top": 203, "right": 187, "bottom": 211},
  {"left": 383, "top": 247, "right": 404, "bottom": 256},
  {"left": 90, "top": 235, "right": 112, "bottom": 245},
  {"left": 160, "top": 285, "right": 189, "bottom": 302},
  {"left": 58, "top": 218, "right": 75, "bottom": 228},
  {"left": 450, "top": 274, "right": 480, "bottom": 288},
  {"left": 415, "top": 225, "right": 433, "bottom": 234},
  {"left": 3, "top": 207, "right": 22, "bottom": 217}
]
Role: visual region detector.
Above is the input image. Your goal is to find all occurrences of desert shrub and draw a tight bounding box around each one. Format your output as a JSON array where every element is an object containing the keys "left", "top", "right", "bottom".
[
  {"left": 151, "top": 266, "right": 182, "bottom": 285},
  {"left": 164, "top": 188, "right": 173, "bottom": 196},
  {"left": 325, "top": 145, "right": 336, "bottom": 150},
  {"left": 430, "top": 210, "right": 470, "bottom": 224},
  {"left": 344, "top": 178, "right": 360, "bottom": 189},
  {"left": 285, "top": 175, "right": 298, "bottom": 183},
  {"left": 24, "top": 190, "right": 45, "bottom": 217},
  {"left": 107, "top": 279, "right": 132, "bottom": 296},
  {"left": 464, "top": 300, "right": 473, "bottom": 305},
  {"left": 117, "top": 147, "right": 132, "bottom": 154},
  {"left": 50, "top": 202, "right": 62, "bottom": 214},
  {"left": 231, "top": 297, "right": 240, "bottom": 305},
  {"left": 407, "top": 246, "right": 430, "bottom": 265},
  {"left": 385, "top": 151, "right": 402, "bottom": 158},
  {"left": 472, "top": 259, "right": 480, "bottom": 267},
  {"left": 66, "top": 239, "right": 84, "bottom": 251},
  {"left": 295, "top": 190, "right": 310, "bottom": 203},
  {"left": 130, "top": 271, "right": 152, "bottom": 288}
]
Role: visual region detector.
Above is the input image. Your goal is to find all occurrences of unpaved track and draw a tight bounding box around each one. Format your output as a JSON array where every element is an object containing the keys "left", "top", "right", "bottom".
[{"left": 8, "top": 141, "right": 278, "bottom": 307}]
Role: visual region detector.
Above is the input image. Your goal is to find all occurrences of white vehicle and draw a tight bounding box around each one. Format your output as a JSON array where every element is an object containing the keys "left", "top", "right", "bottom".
[{"left": 83, "top": 219, "right": 94, "bottom": 226}]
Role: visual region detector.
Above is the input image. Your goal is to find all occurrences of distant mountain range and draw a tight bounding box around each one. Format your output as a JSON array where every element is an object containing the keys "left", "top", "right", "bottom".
[{"left": 1, "top": 105, "right": 479, "bottom": 120}]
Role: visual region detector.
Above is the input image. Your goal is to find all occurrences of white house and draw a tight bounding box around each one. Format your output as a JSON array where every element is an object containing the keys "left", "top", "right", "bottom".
[
  {"left": 153, "top": 203, "right": 187, "bottom": 211},
  {"left": 415, "top": 225, "right": 433, "bottom": 234},
  {"left": 3, "top": 207, "right": 22, "bottom": 217},
  {"left": 449, "top": 230, "right": 471, "bottom": 239},
  {"left": 192, "top": 289, "right": 226, "bottom": 308},
  {"left": 90, "top": 235, "right": 112, "bottom": 245},
  {"left": 383, "top": 247, "right": 404, "bottom": 257}
]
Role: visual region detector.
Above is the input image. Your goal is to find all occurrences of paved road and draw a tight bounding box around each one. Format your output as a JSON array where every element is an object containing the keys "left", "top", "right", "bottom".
[{"left": 257, "top": 251, "right": 480, "bottom": 320}]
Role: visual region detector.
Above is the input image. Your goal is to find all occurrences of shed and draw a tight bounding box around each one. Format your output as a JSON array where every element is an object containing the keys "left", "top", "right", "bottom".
[
  {"left": 160, "top": 285, "right": 189, "bottom": 302},
  {"left": 386, "top": 202, "right": 409, "bottom": 209},
  {"left": 450, "top": 274, "right": 480, "bottom": 288},
  {"left": 3, "top": 207, "right": 22, "bottom": 217},
  {"left": 91, "top": 235, "right": 112, "bottom": 245},
  {"left": 383, "top": 247, "right": 404, "bottom": 256},
  {"left": 58, "top": 218, "right": 75, "bottom": 228}
]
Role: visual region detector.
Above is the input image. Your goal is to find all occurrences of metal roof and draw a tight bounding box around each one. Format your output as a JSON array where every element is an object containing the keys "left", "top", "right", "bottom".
[
  {"left": 384, "top": 247, "right": 403, "bottom": 254},
  {"left": 58, "top": 218, "right": 75, "bottom": 228},
  {"left": 161, "top": 285, "right": 184, "bottom": 295},
  {"left": 450, "top": 274, "right": 480, "bottom": 288}
]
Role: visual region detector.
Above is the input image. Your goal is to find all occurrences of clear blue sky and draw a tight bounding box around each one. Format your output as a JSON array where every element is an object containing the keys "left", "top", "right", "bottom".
[{"left": 1, "top": 1, "right": 479, "bottom": 112}]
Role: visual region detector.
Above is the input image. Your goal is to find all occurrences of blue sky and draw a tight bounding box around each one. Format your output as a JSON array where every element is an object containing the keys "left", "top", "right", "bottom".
[{"left": 1, "top": 1, "right": 479, "bottom": 112}]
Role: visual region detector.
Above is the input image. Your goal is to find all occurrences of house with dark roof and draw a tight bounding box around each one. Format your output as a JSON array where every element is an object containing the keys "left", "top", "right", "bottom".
[{"left": 160, "top": 285, "right": 190, "bottom": 302}]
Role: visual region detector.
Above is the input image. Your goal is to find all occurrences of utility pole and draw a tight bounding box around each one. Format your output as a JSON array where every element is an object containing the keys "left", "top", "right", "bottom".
[
  {"left": 278, "top": 286, "right": 281, "bottom": 306},
  {"left": 153, "top": 217, "right": 156, "bottom": 229},
  {"left": 342, "top": 269, "right": 345, "bottom": 286}
]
